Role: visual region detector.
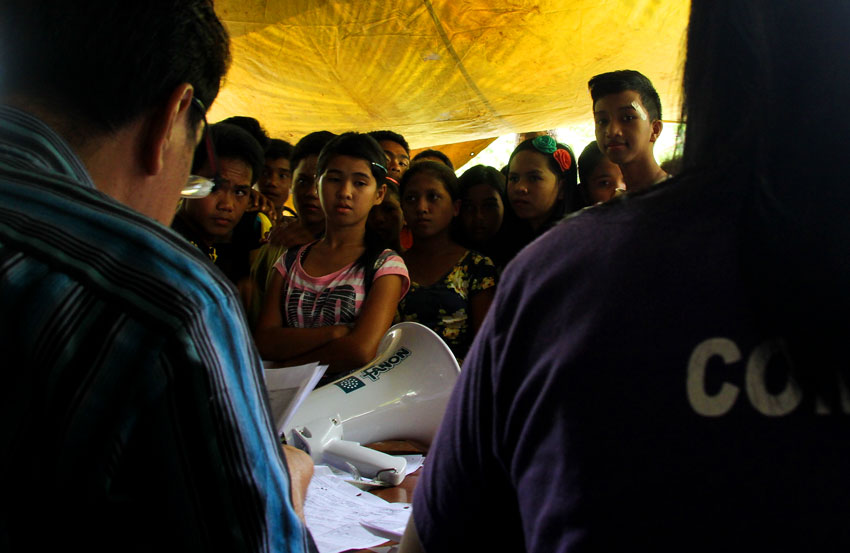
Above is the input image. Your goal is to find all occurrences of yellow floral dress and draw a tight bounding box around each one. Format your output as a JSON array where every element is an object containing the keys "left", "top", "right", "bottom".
[{"left": 397, "top": 250, "right": 497, "bottom": 363}]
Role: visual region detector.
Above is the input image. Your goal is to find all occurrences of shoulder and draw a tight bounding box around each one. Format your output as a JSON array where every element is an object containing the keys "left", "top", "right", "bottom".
[
  {"left": 466, "top": 250, "right": 495, "bottom": 267},
  {"left": 372, "top": 248, "right": 410, "bottom": 297},
  {"left": 273, "top": 241, "right": 314, "bottom": 278},
  {"left": 5, "top": 174, "right": 245, "bottom": 332},
  {"left": 373, "top": 248, "right": 408, "bottom": 275},
  {"left": 461, "top": 250, "right": 497, "bottom": 291}
]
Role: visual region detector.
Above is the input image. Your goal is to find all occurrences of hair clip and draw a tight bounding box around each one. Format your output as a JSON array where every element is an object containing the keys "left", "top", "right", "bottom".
[
  {"left": 532, "top": 135, "right": 557, "bottom": 154},
  {"left": 372, "top": 161, "right": 388, "bottom": 175},
  {"left": 553, "top": 149, "right": 572, "bottom": 172}
]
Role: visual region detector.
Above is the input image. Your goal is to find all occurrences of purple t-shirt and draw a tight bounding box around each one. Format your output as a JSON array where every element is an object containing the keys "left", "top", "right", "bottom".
[{"left": 413, "top": 177, "right": 850, "bottom": 552}]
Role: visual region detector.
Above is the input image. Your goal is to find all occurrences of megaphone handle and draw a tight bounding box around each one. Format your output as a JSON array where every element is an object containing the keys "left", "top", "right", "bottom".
[{"left": 323, "top": 439, "right": 407, "bottom": 486}]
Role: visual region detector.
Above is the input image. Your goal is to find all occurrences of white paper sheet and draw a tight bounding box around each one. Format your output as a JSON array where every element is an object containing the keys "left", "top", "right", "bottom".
[
  {"left": 263, "top": 361, "right": 327, "bottom": 435},
  {"left": 305, "top": 466, "right": 413, "bottom": 553}
]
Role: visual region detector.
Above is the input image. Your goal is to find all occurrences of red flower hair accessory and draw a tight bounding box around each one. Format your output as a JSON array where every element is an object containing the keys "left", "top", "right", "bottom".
[{"left": 553, "top": 148, "right": 572, "bottom": 172}]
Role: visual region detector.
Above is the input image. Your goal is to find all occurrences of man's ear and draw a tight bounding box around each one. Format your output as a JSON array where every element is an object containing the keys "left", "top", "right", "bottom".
[
  {"left": 650, "top": 119, "right": 663, "bottom": 143},
  {"left": 452, "top": 198, "right": 462, "bottom": 217},
  {"left": 142, "top": 83, "right": 195, "bottom": 176}
]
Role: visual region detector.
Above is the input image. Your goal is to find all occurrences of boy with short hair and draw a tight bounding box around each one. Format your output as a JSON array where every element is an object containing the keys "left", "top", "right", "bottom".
[
  {"left": 259, "top": 138, "right": 296, "bottom": 218},
  {"left": 588, "top": 70, "right": 668, "bottom": 192},
  {"left": 173, "top": 122, "right": 265, "bottom": 285},
  {"left": 369, "top": 130, "right": 411, "bottom": 180}
]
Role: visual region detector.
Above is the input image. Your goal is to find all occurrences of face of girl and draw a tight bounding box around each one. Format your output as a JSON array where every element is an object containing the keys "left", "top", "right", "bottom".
[
  {"left": 318, "top": 154, "right": 385, "bottom": 228},
  {"left": 460, "top": 183, "right": 504, "bottom": 244},
  {"left": 401, "top": 173, "right": 459, "bottom": 239},
  {"left": 586, "top": 157, "right": 625, "bottom": 204},
  {"left": 507, "top": 150, "right": 562, "bottom": 229}
]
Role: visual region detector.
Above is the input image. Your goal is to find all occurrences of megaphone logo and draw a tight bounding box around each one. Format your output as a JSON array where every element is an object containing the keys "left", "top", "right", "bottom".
[
  {"left": 360, "top": 347, "right": 412, "bottom": 382},
  {"left": 333, "top": 347, "right": 413, "bottom": 393},
  {"left": 334, "top": 376, "right": 366, "bottom": 393}
]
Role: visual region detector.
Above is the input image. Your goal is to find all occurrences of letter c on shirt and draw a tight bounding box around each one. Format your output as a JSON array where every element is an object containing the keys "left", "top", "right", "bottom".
[{"left": 687, "top": 337, "right": 741, "bottom": 416}]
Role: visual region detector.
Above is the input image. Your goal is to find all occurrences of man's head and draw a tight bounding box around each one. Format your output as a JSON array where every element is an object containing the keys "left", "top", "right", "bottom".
[
  {"left": 259, "top": 139, "right": 295, "bottom": 210},
  {"left": 181, "top": 123, "right": 264, "bottom": 245},
  {"left": 368, "top": 130, "right": 410, "bottom": 180},
  {"left": 0, "top": 1, "right": 229, "bottom": 145},
  {"left": 588, "top": 70, "right": 663, "bottom": 167},
  {"left": 0, "top": 1, "right": 230, "bottom": 223}
]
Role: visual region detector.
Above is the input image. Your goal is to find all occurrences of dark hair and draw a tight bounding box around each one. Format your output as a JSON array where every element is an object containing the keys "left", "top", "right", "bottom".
[
  {"left": 383, "top": 177, "right": 400, "bottom": 201},
  {"left": 0, "top": 0, "right": 229, "bottom": 140},
  {"left": 368, "top": 130, "right": 410, "bottom": 154},
  {"left": 399, "top": 160, "right": 460, "bottom": 201},
  {"left": 507, "top": 137, "right": 584, "bottom": 218},
  {"left": 588, "top": 70, "right": 662, "bottom": 121},
  {"left": 219, "top": 116, "right": 270, "bottom": 151},
  {"left": 192, "top": 122, "right": 264, "bottom": 184},
  {"left": 316, "top": 132, "right": 389, "bottom": 183},
  {"left": 681, "top": 0, "right": 850, "bottom": 395},
  {"left": 412, "top": 149, "right": 454, "bottom": 170},
  {"left": 457, "top": 165, "right": 506, "bottom": 199},
  {"left": 291, "top": 131, "right": 336, "bottom": 171},
  {"left": 266, "top": 138, "right": 294, "bottom": 161},
  {"left": 578, "top": 141, "right": 606, "bottom": 185}
]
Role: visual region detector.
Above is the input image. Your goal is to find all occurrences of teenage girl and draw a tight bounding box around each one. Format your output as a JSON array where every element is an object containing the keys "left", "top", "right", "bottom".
[
  {"left": 255, "top": 132, "right": 409, "bottom": 375},
  {"left": 578, "top": 140, "right": 626, "bottom": 205},
  {"left": 502, "top": 136, "right": 585, "bottom": 262},
  {"left": 455, "top": 164, "right": 508, "bottom": 269},
  {"left": 396, "top": 161, "right": 497, "bottom": 363}
]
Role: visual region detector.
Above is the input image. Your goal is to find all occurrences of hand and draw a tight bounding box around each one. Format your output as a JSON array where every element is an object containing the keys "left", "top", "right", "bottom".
[
  {"left": 247, "top": 189, "right": 278, "bottom": 225},
  {"left": 282, "top": 444, "right": 313, "bottom": 523},
  {"left": 267, "top": 217, "right": 317, "bottom": 249}
]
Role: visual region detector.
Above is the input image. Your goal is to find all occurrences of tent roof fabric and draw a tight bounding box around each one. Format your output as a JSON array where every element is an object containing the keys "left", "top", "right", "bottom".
[{"left": 211, "top": 0, "right": 690, "bottom": 149}]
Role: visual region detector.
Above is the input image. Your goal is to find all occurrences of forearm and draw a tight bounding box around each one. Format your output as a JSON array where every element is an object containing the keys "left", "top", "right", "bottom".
[
  {"left": 255, "top": 324, "right": 349, "bottom": 362},
  {"left": 281, "top": 331, "right": 377, "bottom": 375}
]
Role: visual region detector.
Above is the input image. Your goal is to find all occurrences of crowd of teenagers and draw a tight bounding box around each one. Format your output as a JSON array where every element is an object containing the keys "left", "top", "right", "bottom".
[
  {"left": 173, "top": 68, "right": 671, "bottom": 368},
  {"left": 3, "top": 0, "right": 850, "bottom": 551}
]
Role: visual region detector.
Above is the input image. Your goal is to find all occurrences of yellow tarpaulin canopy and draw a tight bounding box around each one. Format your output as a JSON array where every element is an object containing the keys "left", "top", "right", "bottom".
[{"left": 211, "top": 0, "right": 690, "bottom": 149}]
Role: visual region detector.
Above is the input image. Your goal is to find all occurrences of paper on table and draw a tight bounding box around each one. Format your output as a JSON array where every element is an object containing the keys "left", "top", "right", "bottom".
[
  {"left": 400, "top": 455, "right": 424, "bottom": 476},
  {"left": 359, "top": 508, "right": 411, "bottom": 543},
  {"left": 263, "top": 361, "right": 327, "bottom": 436},
  {"left": 305, "top": 466, "right": 413, "bottom": 553}
]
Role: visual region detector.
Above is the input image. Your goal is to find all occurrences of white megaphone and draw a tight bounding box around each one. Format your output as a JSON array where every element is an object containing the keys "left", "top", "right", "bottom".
[{"left": 286, "top": 322, "right": 460, "bottom": 485}]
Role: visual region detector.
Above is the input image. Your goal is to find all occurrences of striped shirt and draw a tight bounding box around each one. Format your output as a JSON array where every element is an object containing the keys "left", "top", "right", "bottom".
[
  {"left": 0, "top": 105, "right": 309, "bottom": 552},
  {"left": 273, "top": 242, "right": 410, "bottom": 328}
]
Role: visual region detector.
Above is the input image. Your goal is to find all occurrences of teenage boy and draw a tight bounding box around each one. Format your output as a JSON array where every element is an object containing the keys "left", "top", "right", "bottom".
[
  {"left": 369, "top": 130, "right": 411, "bottom": 181},
  {"left": 173, "top": 122, "right": 265, "bottom": 289},
  {"left": 588, "top": 70, "right": 668, "bottom": 192},
  {"left": 259, "top": 138, "right": 296, "bottom": 218}
]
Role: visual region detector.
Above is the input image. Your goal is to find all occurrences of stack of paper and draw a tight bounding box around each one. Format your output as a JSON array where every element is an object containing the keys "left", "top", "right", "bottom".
[{"left": 305, "top": 466, "right": 414, "bottom": 553}]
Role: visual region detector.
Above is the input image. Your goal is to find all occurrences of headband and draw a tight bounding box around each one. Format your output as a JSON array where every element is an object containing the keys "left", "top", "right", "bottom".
[
  {"left": 371, "top": 161, "right": 388, "bottom": 178},
  {"left": 532, "top": 135, "right": 572, "bottom": 172}
]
